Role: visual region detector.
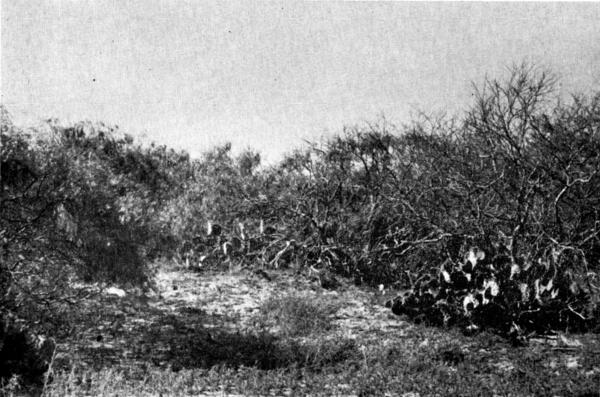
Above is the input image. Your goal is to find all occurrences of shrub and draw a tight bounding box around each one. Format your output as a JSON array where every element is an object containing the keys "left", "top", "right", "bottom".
[
  {"left": 0, "top": 111, "right": 189, "bottom": 385},
  {"left": 256, "top": 293, "right": 338, "bottom": 337}
]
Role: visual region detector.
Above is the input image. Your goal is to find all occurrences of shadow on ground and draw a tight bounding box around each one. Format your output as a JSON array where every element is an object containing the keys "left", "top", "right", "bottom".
[{"left": 165, "top": 325, "right": 359, "bottom": 371}]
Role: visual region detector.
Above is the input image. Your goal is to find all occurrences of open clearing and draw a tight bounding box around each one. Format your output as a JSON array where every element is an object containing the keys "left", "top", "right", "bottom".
[{"left": 37, "top": 264, "right": 600, "bottom": 397}]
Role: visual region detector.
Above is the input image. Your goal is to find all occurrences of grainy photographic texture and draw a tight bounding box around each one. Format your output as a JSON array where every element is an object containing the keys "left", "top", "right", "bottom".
[{"left": 2, "top": 2, "right": 600, "bottom": 396}]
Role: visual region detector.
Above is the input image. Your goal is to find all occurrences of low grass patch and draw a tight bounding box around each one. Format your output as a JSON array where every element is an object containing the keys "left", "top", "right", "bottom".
[{"left": 40, "top": 328, "right": 600, "bottom": 397}]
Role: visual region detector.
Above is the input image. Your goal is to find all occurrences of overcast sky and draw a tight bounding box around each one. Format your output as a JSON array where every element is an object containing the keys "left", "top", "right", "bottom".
[{"left": 2, "top": 1, "right": 600, "bottom": 162}]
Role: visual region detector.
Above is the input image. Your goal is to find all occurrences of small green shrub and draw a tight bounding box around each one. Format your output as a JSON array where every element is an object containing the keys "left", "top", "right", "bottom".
[{"left": 256, "top": 293, "right": 338, "bottom": 337}]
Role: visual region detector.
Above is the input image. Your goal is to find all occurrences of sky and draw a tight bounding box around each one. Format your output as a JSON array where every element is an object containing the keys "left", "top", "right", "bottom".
[{"left": 2, "top": 1, "right": 600, "bottom": 163}]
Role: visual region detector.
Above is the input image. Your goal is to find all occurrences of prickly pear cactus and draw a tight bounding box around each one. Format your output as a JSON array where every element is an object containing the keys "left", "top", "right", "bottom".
[{"left": 387, "top": 244, "right": 598, "bottom": 336}]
